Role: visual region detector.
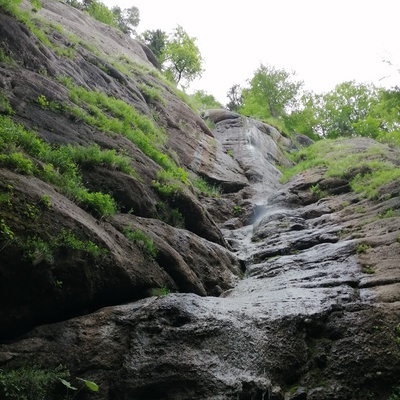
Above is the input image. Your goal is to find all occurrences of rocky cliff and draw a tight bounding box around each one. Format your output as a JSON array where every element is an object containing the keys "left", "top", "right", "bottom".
[{"left": 1, "top": 2, "right": 400, "bottom": 400}]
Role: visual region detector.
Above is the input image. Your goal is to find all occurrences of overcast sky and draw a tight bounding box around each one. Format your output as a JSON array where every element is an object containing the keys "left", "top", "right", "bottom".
[{"left": 102, "top": 0, "right": 399, "bottom": 105}]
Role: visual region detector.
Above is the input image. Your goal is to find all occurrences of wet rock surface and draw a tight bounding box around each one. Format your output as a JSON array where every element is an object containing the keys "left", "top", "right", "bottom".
[{"left": 0, "top": 2, "right": 400, "bottom": 400}]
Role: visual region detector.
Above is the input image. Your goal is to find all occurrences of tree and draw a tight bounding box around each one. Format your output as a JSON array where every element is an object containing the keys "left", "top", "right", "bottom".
[
  {"left": 240, "top": 64, "right": 303, "bottom": 120},
  {"left": 283, "top": 91, "right": 323, "bottom": 140},
  {"left": 226, "top": 84, "right": 243, "bottom": 112},
  {"left": 111, "top": 5, "right": 140, "bottom": 36},
  {"left": 320, "top": 81, "right": 380, "bottom": 138},
  {"left": 140, "top": 29, "right": 167, "bottom": 66},
  {"left": 191, "top": 90, "right": 222, "bottom": 109},
  {"left": 162, "top": 25, "right": 204, "bottom": 88}
]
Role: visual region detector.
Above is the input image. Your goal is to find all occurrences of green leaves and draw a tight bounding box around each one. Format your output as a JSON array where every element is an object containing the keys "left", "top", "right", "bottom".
[
  {"left": 163, "top": 25, "right": 204, "bottom": 87},
  {"left": 240, "top": 64, "right": 303, "bottom": 120},
  {"left": 76, "top": 377, "right": 99, "bottom": 392}
]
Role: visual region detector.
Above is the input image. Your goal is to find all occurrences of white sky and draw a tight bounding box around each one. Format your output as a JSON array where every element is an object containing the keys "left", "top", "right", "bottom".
[{"left": 102, "top": 0, "right": 399, "bottom": 105}]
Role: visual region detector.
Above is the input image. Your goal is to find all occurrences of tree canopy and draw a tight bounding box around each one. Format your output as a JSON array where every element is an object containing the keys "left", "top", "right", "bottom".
[
  {"left": 240, "top": 64, "right": 303, "bottom": 120},
  {"left": 162, "top": 25, "right": 204, "bottom": 88},
  {"left": 139, "top": 29, "right": 167, "bottom": 66}
]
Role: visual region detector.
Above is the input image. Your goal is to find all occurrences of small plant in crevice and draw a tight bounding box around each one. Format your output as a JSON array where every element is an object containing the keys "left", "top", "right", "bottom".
[
  {"left": 150, "top": 286, "right": 171, "bottom": 297},
  {"left": 356, "top": 243, "right": 371, "bottom": 254},
  {"left": 170, "top": 208, "right": 185, "bottom": 228},
  {"left": 37, "top": 94, "right": 50, "bottom": 109},
  {"left": 192, "top": 177, "right": 222, "bottom": 198},
  {"left": 123, "top": 226, "right": 157, "bottom": 259},
  {"left": 310, "top": 183, "right": 329, "bottom": 199},
  {"left": 233, "top": 205, "right": 242, "bottom": 217},
  {"left": 23, "top": 235, "right": 54, "bottom": 266},
  {"left": 362, "top": 265, "right": 375, "bottom": 274},
  {"left": 40, "top": 194, "right": 52, "bottom": 208}
]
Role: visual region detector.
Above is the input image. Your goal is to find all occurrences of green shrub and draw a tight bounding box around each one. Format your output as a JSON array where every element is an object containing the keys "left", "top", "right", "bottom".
[
  {"left": 139, "top": 82, "right": 165, "bottom": 105},
  {"left": 0, "top": 364, "right": 69, "bottom": 400},
  {"left": 0, "top": 92, "right": 15, "bottom": 113},
  {"left": 356, "top": 243, "right": 370, "bottom": 254},
  {"left": 86, "top": 0, "right": 118, "bottom": 28},
  {"left": 58, "top": 229, "right": 108, "bottom": 260},
  {"left": 0, "top": 152, "right": 36, "bottom": 175},
  {"left": 233, "top": 205, "right": 241, "bottom": 217},
  {"left": 23, "top": 236, "right": 54, "bottom": 265},
  {"left": 192, "top": 177, "right": 222, "bottom": 197},
  {"left": 0, "top": 219, "right": 14, "bottom": 241},
  {"left": 0, "top": 115, "right": 118, "bottom": 219},
  {"left": 123, "top": 226, "right": 157, "bottom": 259},
  {"left": 170, "top": 208, "right": 185, "bottom": 228},
  {"left": 281, "top": 139, "right": 400, "bottom": 199},
  {"left": 150, "top": 286, "right": 171, "bottom": 296}
]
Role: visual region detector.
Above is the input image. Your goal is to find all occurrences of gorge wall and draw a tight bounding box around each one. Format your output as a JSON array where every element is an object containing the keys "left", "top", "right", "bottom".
[{"left": 0, "top": 2, "right": 400, "bottom": 399}]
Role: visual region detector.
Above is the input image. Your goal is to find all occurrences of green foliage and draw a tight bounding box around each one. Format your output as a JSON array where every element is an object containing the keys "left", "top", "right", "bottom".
[
  {"left": 356, "top": 243, "right": 371, "bottom": 254},
  {"left": 163, "top": 25, "right": 204, "bottom": 88},
  {"left": 362, "top": 265, "right": 375, "bottom": 274},
  {"left": 23, "top": 236, "right": 54, "bottom": 265},
  {"left": 226, "top": 84, "right": 243, "bottom": 112},
  {"left": 0, "top": 48, "right": 15, "bottom": 66},
  {"left": 60, "top": 376, "right": 99, "bottom": 400},
  {"left": 0, "top": 115, "right": 119, "bottom": 218},
  {"left": 40, "top": 194, "right": 52, "bottom": 208},
  {"left": 58, "top": 229, "right": 108, "bottom": 260},
  {"left": 233, "top": 205, "right": 242, "bottom": 217},
  {"left": 192, "top": 177, "right": 222, "bottom": 197},
  {"left": 0, "top": 152, "right": 36, "bottom": 175},
  {"left": 37, "top": 94, "right": 50, "bottom": 109},
  {"left": 58, "top": 77, "right": 186, "bottom": 178},
  {"left": 138, "top": 82, "right": 165, "bottom": 105},
  {"left": 240, "top": 63, "right": 303, "bottom": 120},
  {"left": 389, "top": 386, "right": 400, "bottom": 400},
  {"left": 152, "top": 169, "right": 188, "bottom": 197},
  {"left": 190, "top": 90, "right": 222, "bottom": 109},
  {"left": 123, "top": 226, "right": 157, "bottom": 259},
  {"left": 85, "top": 0, "right": 118, "bottom": 28},
  {"left": 0, "top": 364, "right": 69, "bottom": 400},
  {"left": 21, "top": 229, "right": 108, "bottom": 266},
  {"left": 0, "top": 218, "right": 14, "bottom": 241},
  {"left": 170, "top": 208, "right": 185, "bottom": 228},
  {"left": 139, "top": 29, "right": 167, "bottom": 66},
  {"left": 23, "top": 203, "right": 40, "bottom": 221},
  {"left": 111, "top": 5, "right": 140, "bottom": 35},
  {"left": 150, "top": 286, "right": 171, "bottom": 296},
  {"left": 310, "top": 184, "right": 328, "bottom": 199},
  {"left": 319, "top": 81, "right": 380, "bottom": 139},
  {"left": 281, "top": 139, "right": 400, "bottom": 199},
  {"left": 0, "top": 0, "right": 23, "bottom": 14},
  {"left": 0, "top": 184, "right": 13, "bottom": 208}
]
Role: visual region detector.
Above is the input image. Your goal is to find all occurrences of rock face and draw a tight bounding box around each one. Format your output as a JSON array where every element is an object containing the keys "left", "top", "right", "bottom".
[{"left": 1, "top": 2, "right": 400, "bottom": 400}]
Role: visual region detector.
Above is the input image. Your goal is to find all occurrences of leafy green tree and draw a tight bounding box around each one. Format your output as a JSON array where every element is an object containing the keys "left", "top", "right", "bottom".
[
  {"left": 162, "top": 25, "right": 204, "bottom": 88},
  {"left": 240, "top": 64, "right": 303, "bottom": 120},
  {"left": 140, "top": 29, "right": 167, "bottom": 65},
  {"left": 283, "top": 91, "right": 323, "bottom": 140},
  {"left": 85, "top": 0, "right": 117, "bottom": 27},
  {"left": 191, "top": 90, "right": 222, "bottom": 109},
  {"left": 111, "top": 5, "right": 140, "bottom": 35},
  {"left": 226, "top": 84, "right": 243, "bottom": 112},
  {"left": 320, "top": 81, "right": 380, "bottom": 138},
  {"left": 373, "top": 86, "right": 400, "bottom": 145}
]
